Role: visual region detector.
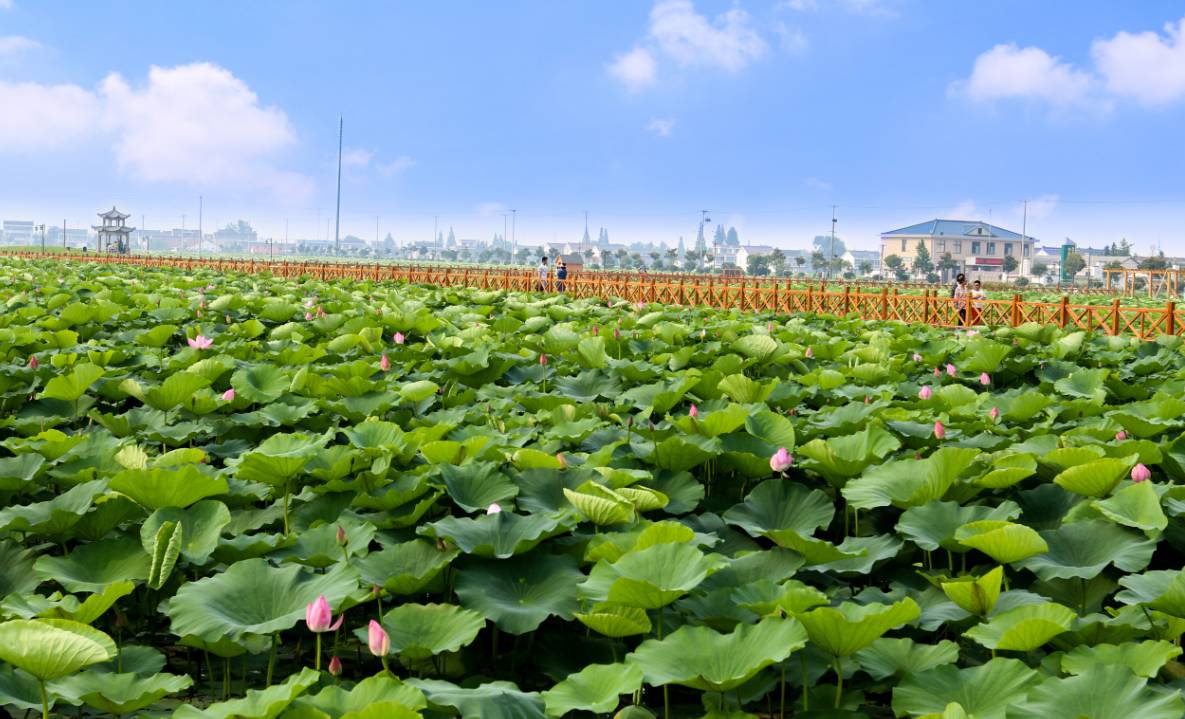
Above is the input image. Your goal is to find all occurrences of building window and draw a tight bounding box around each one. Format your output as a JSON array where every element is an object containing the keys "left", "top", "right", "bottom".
[
  {"left": 1024, "top": 244, "right": 1030, "bottom": 257},
  {"left": 1004, "top": 243, "right": 1013, "bottom": 256},
  {"left": 938, "top": 240, "right": 946, "bottom": 252},
  {"left": 971, "top": 241, "right": 980, "bottom": 254},
  {"left": 987, "top": 242, "right": 996, "bottom": 254},
  {"left": 901, "top": 239, "right": 906, "bottom": 251},
  {"left": 954, "top": 241, "right": 962, "bottom": 254}
]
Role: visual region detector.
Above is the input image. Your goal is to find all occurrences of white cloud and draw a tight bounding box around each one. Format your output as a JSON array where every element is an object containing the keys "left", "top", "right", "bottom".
[
  {"left": 778, "top": 0, "right": 895, "bottom": 16},
  {"left": 948, "top": 200, "right": 978, "bottom": 219},
  {"left": 647, "top": 118, "right": 676, "bottom": 137},
  {"left": 341, "top": 148, "right": 372, "bottom": 168},
  {"left": 962, "top": 43, "right": 1092, "bottom": 105},
  {"left": 774, "top": 23, "right": 809, "bottom": 55},
  {"left": 476, "top": 202, "right": 507, "bottom": 217},
  {"left": 649, "top": 0, "right": 767, "bottom": 71},
  {"left": 377, "top": 156, "right": 416, "bottom": 176},
  {"left": 0, "top": 35, "right": 39, "bottom": 55},
  {"left": 0, "top": 0, "right": 13, "bottom": 10},
  {"left": 0, "top": 80, "right": 101, "bottom": 150},
  {"left": 608, "top": 46, "right": 657, "bottom": 92},
  {"left": 805, "top": 177, "right": 832, "bottom": 191},
  {"left": 779, "top": 0, "right": 816, "bottom": 10},
  {"left": 1093, "top": 17, "right": 1185, "bottom": 105},
  {"left": 1022, "top": 194, "right": 1059, "bottom": 220},
  {"left": 0, "top": 62, "right": 311, "bottom": 201}
]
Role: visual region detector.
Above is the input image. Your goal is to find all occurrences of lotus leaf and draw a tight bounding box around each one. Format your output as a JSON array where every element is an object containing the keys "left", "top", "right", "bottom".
[
  {"left": 1092, "top": 481, "right": 1167, "bottom": 535},
  {"left": 853, "top": 638, "right": 960, "bottom": 680},
  {"left": 408, "top": 678, "right": 547, "bottom": 719},
  {"left": 543, "top": 662, "right": 644, "bottom": 716},
  {"left": 574, "top": 604, "right": 653, "bottom": 637},
  {"left": 370, "top": 603, "right": 485, "bottom": 659},
  {"left": 455, "top": 552, "right": 582, "bottom": 634},
  {"left": 1016, "top": 520, "right": 1155, "bottom": 581},
  {"left": 33, "top": 536, "right": 150, "bottom": 592},
  {"left": 843, "top": 448, "right": 980, "bottom": 511},
  {"left": 0, "top": 619, "right": 116, "bottom": 680},
  {"left": 964, "top": 602, "right": 1075, "bottom": 651},
  {"left": 355, "top": 539, "right": 459, "bottom": 595},
  {"left": 954, "top": 520, "right": 1048, "bottom": 564},
  {"left": 421, "top": 511, "right": 566, "bottom": 558},
  {"left": 798, "top": 598, "right": 920, "bottom": 657},
  {"left": 891, "top": 658, "right": 1041, "bottom": 719},
  {"left": 53, "top": 670, "right": 193, "bottom": 715},
  {"left": 109, "top": 464, "right": 228, "bottom": 510},
  {"left": 1009, "top": 664, "right": 1184, "bottom": 719},
  {"left": 173, "top": 667, "right": 320, "bottom": 718}
]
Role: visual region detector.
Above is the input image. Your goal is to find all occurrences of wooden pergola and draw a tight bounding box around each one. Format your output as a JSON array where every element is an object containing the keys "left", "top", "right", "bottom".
[{"left": 1104, "top": 267, "right": 1185, "bottom": 297}]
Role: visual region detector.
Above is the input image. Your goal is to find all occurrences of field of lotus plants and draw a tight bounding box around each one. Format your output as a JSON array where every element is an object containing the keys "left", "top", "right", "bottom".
[{"left": 4, "top": 256, "right": 1185, "bottom": 718}]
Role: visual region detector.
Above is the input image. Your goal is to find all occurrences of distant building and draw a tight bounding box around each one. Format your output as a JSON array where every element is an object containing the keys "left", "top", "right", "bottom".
[
  {"left": 2, "top": 220, "right": 35, "bottom": 245},
  {"left": 848, "top": 250, "right": 882, "bottom": 275},
  {"left": 881, "top": 219, "right": 1036, "bottom": 281},
  {"left": 46, "top": 227, "right": 90, "bottom": 247}
]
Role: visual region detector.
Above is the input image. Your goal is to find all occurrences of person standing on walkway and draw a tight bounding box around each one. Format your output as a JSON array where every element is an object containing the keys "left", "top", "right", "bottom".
[
  {"left": 952, "top": 273, "right": 969, "bottom": 325},
  {"left": 537, "top": 256, "right": 550, "bottom": 292},
  {"left": 970, "top": 279, "right": 986, "bottom": 325},
  {"left": 556, "top": 259, "right": 568, "bottom": 292}
]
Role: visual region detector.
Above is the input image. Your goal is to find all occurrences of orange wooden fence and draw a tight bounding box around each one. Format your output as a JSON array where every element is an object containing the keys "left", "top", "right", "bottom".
[{"left": 4, "top": 251, "right": 1176, "bottom": 339}]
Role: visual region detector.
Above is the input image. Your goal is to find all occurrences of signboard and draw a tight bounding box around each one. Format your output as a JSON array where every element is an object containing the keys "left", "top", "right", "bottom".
[{"left": 974, "top": 257, "right": 1003, "bottom": 266}]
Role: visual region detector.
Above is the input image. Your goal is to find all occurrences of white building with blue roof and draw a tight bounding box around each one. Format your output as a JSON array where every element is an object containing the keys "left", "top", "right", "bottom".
[{"left": 880, "top": 219, "right": 1036, "bottom": 282}]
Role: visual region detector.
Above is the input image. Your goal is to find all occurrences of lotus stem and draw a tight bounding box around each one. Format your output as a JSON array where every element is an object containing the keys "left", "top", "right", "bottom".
[
  {"left": 266, "top": 633, "right": 278, "bottom": 686},
  {"left": 38, "top": 679, "right": 47, "bottom": 719},
  {"left": 833, "top": 656, "right": 843, "bottom": 709},
  {"left": 315, "top": 633, "right": 322, "bottom": 672},
  {"left": 801, "top": 653, "right": 808, "bottom": 711},
  {"left": 780, "top": 662, "right": 786, "bottom": 718},
  {"left": 282, "top": 487, "right": 290, "bottom": 536}
]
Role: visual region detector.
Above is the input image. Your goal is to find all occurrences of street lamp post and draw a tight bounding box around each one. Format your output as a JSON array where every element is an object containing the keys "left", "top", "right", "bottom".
[{"left": 829, "top": 206, "right": 837, "bottom": 280}]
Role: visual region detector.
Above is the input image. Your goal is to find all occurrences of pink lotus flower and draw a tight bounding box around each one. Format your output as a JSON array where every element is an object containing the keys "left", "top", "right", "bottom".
[
  {"left": 636, "top": 302, "right": 645, "bottom": 310},
  {"left": 770, "top": 447, "right": 793, "bottom": 473},
  {"left": 305, "top": 312, "right": 314, "bottom": 321},
  {"left": 539, "top": 354, "right": 548, "bottom": 366},
  {"left": 614, "top": 328, "right": 621, "bottom": 340},
  {"left": 933, "top": 367, "right": 941, "bottom": 376},
  {"left": 206, "top": 283, "right": 215, "bottom": 291},
  {"left": 199, "top": 299, "right": 205, "bottom": 309},
  {"left": 912, "top": 353, "right": 922, "bottom": 362},
  {"left": 592, "top": 325, "right": 599, "bottom": 336},
  {"left": 317, "top": 307, "right": 326, "bottom": 318},
  {"left": 27, "top": 355, "right": 37, "bottom": 369},
  {"left": 934, "top": 421, "right": 945, "bottom": 440},
  {"left": 487, "top": 503, "right": 502, "bottom": 515},
  {"left": 221, "top": 388, "right": 235, "bottom": 402},
  {"left": 767, "top": 322, "right": 774, "bottom": 332},
  {"left": 394, "top": 332, "right": 405, "bottom": 345},
  {"left": 380, "top": 354, "right": 390, "bottom": 372},
  {"left": 1116, "top": 430, "right": 1127, "bottom": 441},
  {"left": 946, "top": 364, "right": 956, "bottom": 377},
  {"left": 689, "top": 404, "right": 699, "bottom": 419},
  {"left": 804, "top": 347, "right": 813, "bottom": 359},
  {"left": 1132, "top": 463, "right": 1152, "bottom": 483},
  {"left": 305, "top": 595, "right": 344, "bottom": 633},
  {"left": 336, "top": 525, "right": 347, "bottom": 547},
  {"left": 187, "top": 335, "right": 213, "bottom": 350},
  {"left": 556, "top": 452, "right": 567, "bottom": 468},
  {"left": 367, "top": 620, "right": 390, "bottom": 657},
  {"left": 305, "top": 298, "right": 315, "bottom": 308},
  {"left": 327, "top": 656, "right": 342, "bottom": 677},
  {"left": 918, "top": 386, "right": 933, "bottom": 400},
  {"left": 990, "top": 406, "right": 1000, "bottom": 421},
  {"left": 979, "top": 373, "right": 991, "bottom": 386}
]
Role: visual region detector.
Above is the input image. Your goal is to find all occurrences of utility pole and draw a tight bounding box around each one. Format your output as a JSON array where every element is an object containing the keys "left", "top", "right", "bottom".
[
  {"left": 1021, "top": 199, "right": 1028, "bottom": 280},
  {"left": 375, "top": 216, "right": 379, "bottom": 247},
  {"left": 433, "top": 215, "right": 439, "bottom": 261},
  {"left": 829, "top": 205, "right": 838, "bottom": 280},
  {"left": 334, "top": 116, "right": 343, "bottom": 256},
  {"left": 142, "top": 214, "right": 145, "bottom": 252},
  {"left": 40, "top": 224, "right": 45, "bottom": 252},
  {"left": 62, "top": 219, "right": 67, "bottom": 250},
  {"left": 198, "top": 195, "right": 203, "bottom": 257},
  {"left": 511, "top": 209, "right": 517, "bottom": 264},
  {"left": 700, "top": 210, "right": 711, "bottom": 273}
]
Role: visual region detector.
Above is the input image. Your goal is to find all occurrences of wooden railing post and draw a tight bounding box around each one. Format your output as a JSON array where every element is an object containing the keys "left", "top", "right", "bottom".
[
  {"left": 1059, "top": 296, "right": 1069, "bottom": 328},
  {"left": 1011, "top": 294, "right": 1021, "bottom": 327},
  {"left": 806, "top": 285, "right": 813, "bottom": 313},
  {"left": 1167, "top": 300, "right": 1177, "bottom": 336},
  {"left": 1111, "top": 298, "right": 1121, "bottom": 336},
  {"left": 880, "top": 288, "right": 888, "bottom": 320},
  {"left": 843, "top": 285, "right": 851, "bottom": 315}
]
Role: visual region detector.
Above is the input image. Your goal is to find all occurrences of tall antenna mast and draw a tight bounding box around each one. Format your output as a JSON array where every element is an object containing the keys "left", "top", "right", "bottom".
[{"left": 334, "top": 116, "right": 343, "bottom": 255}]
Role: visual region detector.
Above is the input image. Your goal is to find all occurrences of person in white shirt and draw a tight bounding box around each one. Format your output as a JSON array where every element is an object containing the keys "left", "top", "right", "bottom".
[{"left": 537, "top": 256, "right": 550, "bottom": 292}]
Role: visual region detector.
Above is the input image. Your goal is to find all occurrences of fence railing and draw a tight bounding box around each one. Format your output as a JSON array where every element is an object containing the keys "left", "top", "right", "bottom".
[{"left": 3, "top": 251, "right": 1175, "bottom": 339}]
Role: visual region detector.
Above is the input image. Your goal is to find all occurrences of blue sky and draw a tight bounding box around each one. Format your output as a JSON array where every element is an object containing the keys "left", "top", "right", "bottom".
[{"left": 1, "top": 0, "right": 1184, "bottom": 251}]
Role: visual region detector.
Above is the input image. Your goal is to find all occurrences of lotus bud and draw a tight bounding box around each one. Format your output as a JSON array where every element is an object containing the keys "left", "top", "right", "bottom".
[
  {"left": 770, "top": 447, "right": 793, "bottom": 473},
  {"left": 933, "top": 367, "right": 941, "bottom": 376},
  {"left": 539, "top": 354, "right": 548, "bottom": 366},
  {"left": 700, "top": 329, "right": 706, "bottom": 339},
  {"left": 380, "top": 354, "right": 390, "bottom": 372},
  {"left": 767, "top": 321, "right": 773, "bottom": 332},
  {"left": 946, "top": 364, "right": 956, "bottom": 377},
  {"left": 592, "top": 325, "right": 599, "bottom": 336},
  {"left": 328, "top": 656, "right": 342, "bottom": 677},
  {"left": 394, "top": 332, "right": 405, "bottom": 345},
  {"left": 689, "top": 404, "right": 699, "bottom": 419},
  {"left": 335, "top": 525, "right": 347, "bottom": 547},
  {"left": 556, "top": 452, "right": 567, "bottom": 468},
  {"left": 487, "top": 503, "right": 502, "bottom": 515},
  {"left": 305, "top": 298, "right": 314, "bottom": 308},
  {"left": 225, "top": 314, "right": 232, "bottom": 324},
  {"left": 918, "top": 386, "right": 933, "bottom": 400},
  {"left": 979, "top": 373, "right": 991, "bottom": 386},
  {"left": 804, "top": 347, "right": 813, "bottom": 359},
  {"left": 371, "top": 583, "right": 382, "bottom": 598},
  {"left": 367, "top": 620, "right": 390, "bottom": 657},
  {"left": 305, "top": 595, "right": 343, "bottom": 633},
  {"left": 626, "top": 416, "right": 634, "bottom": 428},
  {"left": 1116, "top": 430, "right": 1127, "bottom": 441},
  {"left": 912, "top": 353, "right": 922, "bottom": 362},
  {"left": 196, "top": 309, "right": 202, "bottom": 318},
  {"left": 305, "top": 312, "right": 313, "bottom": 321},
  {"left": 317, "top": 307, "right": 326, "bottom": 318},
  {"left": 614, "top": 328, "right": 621, "bottom": 340},
  {"left": 221, "top": 388, "right": 235, "bottom": 402},
  {"left": 27, "top": 355, "right": 38, "bottom": 369},
  {"left": 990, "top": 407, "right": 1000, "bottom": 421},
  {"left": 1132, "top": 463, "right": 1152, "bottom": 483},
  {"left": 934, "top": 421, "right": 945, "bottom": 440}
]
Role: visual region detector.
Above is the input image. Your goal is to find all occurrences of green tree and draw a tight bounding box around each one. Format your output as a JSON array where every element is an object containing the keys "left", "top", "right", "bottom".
[
  {"left": 810, "top": 250, "right": 827, "bottom": 275},
  {"left": 1138, "top": 252, "right": 1168, "bottom": 270},
  {"left": 884, "top": 254, "right": 904, "bottom": 273},
  {"left": 794, "top": 255, "right": 806, "bottom": 269},
  {"left": 1002, "top": 255, "right": 1018, "bottom": 274},
  {"left": 1031, "top": 263, "right": 1048, "bottom": 277},
  {"left": 726, "top": 227, "right": 740, "bottom": 246},
  {"left": 857, "top": 260, "right": 872, "bottom": 276},
  {"left": 746, "top": 254, "right": 770, "bottom": 275},
  {"left": 913, "top": 240, "right": 934, "bottom": 277},
  {"left": 1118, "top": 238, "right": 1132, "bottom": 256},
  {"left": 769, "top": 249, "right": 786, "bottom": 276},
  {"left": 1063, "top": 251, "right": 1087, "bottom": 278},
  {"left": 937, "top": 253, "right": 960, "bottom": 280},
  {"left": 713, "top": 225, "right": 726, "bottom": 247}
]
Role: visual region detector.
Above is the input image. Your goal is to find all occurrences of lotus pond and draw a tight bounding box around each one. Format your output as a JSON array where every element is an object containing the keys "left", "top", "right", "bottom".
[{"left": 5, "top": 257, "right": 1185, "bottom": 718}]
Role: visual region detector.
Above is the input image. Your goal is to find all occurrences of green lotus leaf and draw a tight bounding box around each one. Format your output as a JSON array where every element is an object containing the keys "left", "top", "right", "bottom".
[
  {"left": 140, "top": 500, "right": 230, "bottom": 565},
  {"left": 1060, "top": 640, "right": 1183, "bottom": 679},
  {"left": 843, "top": 448, "right": 980, "bottom": 511},
  {"left": 438, "top": 462, "right": 517, "bottom": 513},
  {"left": 1053, "top": 456, "right": 1137, "bottom": 498},
  {"left": 731, "top": 579, "right": 828, "bottom": 617},
  {"left": 717, "top": 373, "right": 773, "bottom": 404},
  {"left": 36, "top": 581, "right": 135, "bottom": 625},
  {"left": 673, "top": 403, "right": 748, "bottom": 437},
  {"left": 164, "top": 559, "right": 358, "bottom": 643},
  {"left": 543, "top": 662, "right": 644, "bottom": 716},
  {"left": 0, "top": 540, "right": 39, "bottom": 599},
  {"left": 939, "top": 566, "right": 1003, "bottom": 616},
  {"left": 41, "top": 363, "right": 104, "bottom": 402},
  {"left": 355, "top": 539, "right": 459, "bottom": 595},
  {"left": 582, "top": 542, "right": 720, "bottom": 609},
  {"left": 289, "top": 674, "right": 425, "bottom": 718},
  {"left": 365, "top": 603, "right": 485, "bottom": 660},
  {"left": 853, "top": 637, "right": 960, "bottom": 681},
  {"left": 577, "top": 336, "right": 609, "bottom": 368},
  {"left": 649, "top": 435, "right": 720, "bottom": 472},
  {"left": 798, "top": 598, "right": 920, "bottom": 657},
  {"left": 144, "top": 371, "right": 211, "bottom": 410},
  {"left": 724, "top": 479, "right": 834, "bottom": 538},
  {"left": 0, "top": 619, "right": 116, "bottom": 681},
  {"left": 145, "top": 520, "right": 183, "bottom": 590},
  {"left": 1040, "top": 446, "right": 1107, "bottom": 472},
  {"left": 0, "top": 479, "right": 107, "bottom": 536},
  {"left": 399, "top": 380, "right": 439, "bottom": 402},
  {"left": 626, "top": 616, "right": 807, "bottom": 692},
  {"left": 231, "top": 365, "right": 290, "bottom": 404},
  {"left": 271, "top": 519, "right": 376, "bottom": 568},
  {"left": 421, "top": 511, "right": 566, "bottom": 558},
  {"left": 743, "top": 409, "right": 796, "bottom": 449},
  {"left": 1092, "top": 481, "right": 1167, "bottom": 535},
  {"left": 34, "top": 536, "right": 149, "bottom": 592},
  {"left": 767, "top": 529, "right": 866, "bottom": 565},
  {"left": 109, "top": 464, "right": 228, "bottom": 510},
  {"left": 974, "top": 453, "right": 1038, "bottom": 489},
  {"left": 1009, "top": 664, "right": 1184, "bottom": 719},
  {"left": 896, "top": 501, "right": 1022, "bottom": 552},
  {"left": 1053, "top": 368, "right": 1108, "bottom": 403},
  {"left": 894, "top": 658, "right": 1041, "bottom": 719},
  {"left": 0, "top": 664, "right": 43, "bottom": 712},
  {"left": 955, "top": 520, "right": 1048, "bottom": 564},
  {"left": 455, "top": 552, "right": 582, "bottom": 634},
  {"left": 964, "top": 601, "right": 1075, "bottom": 651},
  {"left": 1016, "top": 520, "right": 1155, "bottom": 581},
  {"left": 613, "top": 708, "right": 657, "bottom": 719},
  {"left": 511, "top": 448, "right": 564, "bottom": 470},
  {"left": 0, "top": 453, "right": 45, "bottom": 491},
  {"left": 407, "top": 678, "right": 546, "bottom": 719},
  {"left": 614, "top": 486, "right": 668, "bottom": 512},
  {"left": 574, "top": 604, "right": 652, "bottom": 638},
  {"left": 52, "top": 670, "right": 192, "bottom": 715},
  {"left": 1117, "top": 569, "right": 1185, "bottom": 617},
  {"left": 564, "top": 483, "right": 636, "bottom": 526},
  {"left": 733, "top": 334, "right": 779, "bottom": 361},
  {"left": 174, "top": 667, "right": 320, "bottom": 718},
  {"left": 795, "top": 425, "right": 902, "bottom": 487},
  {"left": 341, "top": 420, "right": 405, "bottom": 450},
  {"left": 233, "top": 432, "right": 330, "bottom": 486},
  {"left": 135, "top": 324, "right": 178, "bottom": 348}
]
